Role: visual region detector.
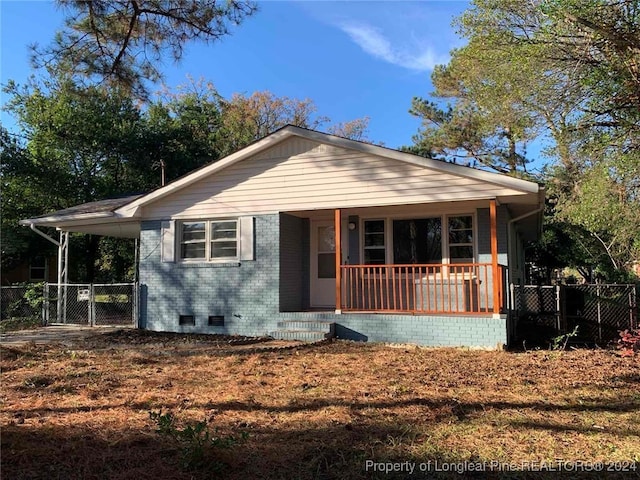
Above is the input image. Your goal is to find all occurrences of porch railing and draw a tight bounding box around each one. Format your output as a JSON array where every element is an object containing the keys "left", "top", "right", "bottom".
[{"left": 340, "top": 263, "right": 504, "bottom": 314}]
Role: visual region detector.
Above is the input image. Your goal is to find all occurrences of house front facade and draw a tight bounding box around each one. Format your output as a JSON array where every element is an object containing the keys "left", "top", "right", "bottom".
[{"left": 21, "top": 126, "right": 544, "bottom": 348}]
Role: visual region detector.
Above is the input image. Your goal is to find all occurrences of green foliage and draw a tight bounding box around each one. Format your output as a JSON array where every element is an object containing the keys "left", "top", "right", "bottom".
[
  {"left": 410, "top": 0, "right": 640, "bottom": 279},
  {"left": 0, "top": 316, "right": 42, "bottom": 333},
  {"left": 550, "top": 325, "right": 579, "bottom": 351},
  {"left": 2, "top": 75, "right": 372, "bottom": 281},
  {"left": 23, "top": 282, "right": 46, "bottom": 311},
  {"left": 149, "top": 410, "right": 247, "bottom": 471},
  {"left": 31, "top": 0, "right": 258, "bottom": 99}
]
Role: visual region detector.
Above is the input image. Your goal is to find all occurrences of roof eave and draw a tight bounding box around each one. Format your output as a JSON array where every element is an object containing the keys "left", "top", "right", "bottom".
[{"left": 19, "top": 211, "right": 115, "bottom": 227}]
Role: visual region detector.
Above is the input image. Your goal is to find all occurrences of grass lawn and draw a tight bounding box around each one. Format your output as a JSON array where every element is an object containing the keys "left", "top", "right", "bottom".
[{"left": 1, "top": 330, "right": 639, "bottom": 479}]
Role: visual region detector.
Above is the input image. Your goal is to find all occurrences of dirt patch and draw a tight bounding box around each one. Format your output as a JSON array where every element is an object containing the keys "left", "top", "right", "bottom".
[{"left": 1, "top": 334, "right": 639, "bottom": 479}]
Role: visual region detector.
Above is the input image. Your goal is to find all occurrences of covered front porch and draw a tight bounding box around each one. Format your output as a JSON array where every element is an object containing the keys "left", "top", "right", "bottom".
[{"left": 279, "top": 198, "right": 510, "bottom": 318}]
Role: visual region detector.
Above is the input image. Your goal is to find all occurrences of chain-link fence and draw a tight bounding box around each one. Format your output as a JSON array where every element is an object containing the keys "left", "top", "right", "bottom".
[
  {"left": 563, "top": 284, "right": 637, "bottom": 344},
  {"left": 46, "top": 283, "right": 137, "bottom": 327},
  {"left": 511, "top": 284, "right": 637, "bottom": 346},
  {"left": 93, "top": 284, "right": 137, "bottom": 326},
  {"left": 1, "top": 284, "right": 45, "bottom": 322}
]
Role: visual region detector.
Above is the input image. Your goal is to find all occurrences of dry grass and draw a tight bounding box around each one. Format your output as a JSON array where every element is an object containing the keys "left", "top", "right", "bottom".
[{"left": 1, "top": 330, "right": 639, "bottom": 479}]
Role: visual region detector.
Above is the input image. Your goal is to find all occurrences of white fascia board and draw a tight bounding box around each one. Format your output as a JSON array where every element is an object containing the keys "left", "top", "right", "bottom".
[{"left": 19, "top": 211, "right": 114, "bottom": 227}]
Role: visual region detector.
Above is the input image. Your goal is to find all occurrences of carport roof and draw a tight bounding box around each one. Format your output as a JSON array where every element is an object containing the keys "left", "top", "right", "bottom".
[
  {"left": 26, "top": 195, "right": 143, "bottom": 221},
  {"left": 19, "top": 194, "right": 143, "bottom": 238}
]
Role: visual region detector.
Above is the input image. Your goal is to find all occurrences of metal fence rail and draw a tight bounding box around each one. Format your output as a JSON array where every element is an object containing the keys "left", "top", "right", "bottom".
[{"left": 511, "top": 284, "right": 637, "bottom": 345}]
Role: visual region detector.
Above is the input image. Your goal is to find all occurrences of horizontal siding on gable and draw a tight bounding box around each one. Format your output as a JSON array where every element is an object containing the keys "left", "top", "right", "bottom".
[
  {"left": 142, "top": 146, "right": 530, "bottom": 219},
  {"left": 251, "top": 136, "right": 335, "bottom": 161}
]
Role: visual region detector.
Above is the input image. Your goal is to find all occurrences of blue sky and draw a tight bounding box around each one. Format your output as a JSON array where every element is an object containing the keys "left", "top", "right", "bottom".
[{"left": 1, "top": 0, "right": 470, "bottom": 150}]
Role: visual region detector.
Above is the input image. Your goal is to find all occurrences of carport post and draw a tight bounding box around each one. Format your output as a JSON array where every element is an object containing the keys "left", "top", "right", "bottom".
[
  {"left": 42, "top": 283, "right": 49, "bottom": 326},
  {"left": 56, "top": 230, "right": 69, "bottom": 323}
]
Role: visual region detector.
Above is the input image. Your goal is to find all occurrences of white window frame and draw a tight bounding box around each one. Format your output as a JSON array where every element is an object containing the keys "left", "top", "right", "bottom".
[
  {"left": 360, "top": 213, "right": 477, "bottom": 266},
  {"left": 362, "top": 219, "right": 387, "bottom": 265},
  {"left": 445, "top": 214, "right": 475, "bottom": 264},
  {"left": 178, "top": 219, "right": 239, "bottom": 262}
]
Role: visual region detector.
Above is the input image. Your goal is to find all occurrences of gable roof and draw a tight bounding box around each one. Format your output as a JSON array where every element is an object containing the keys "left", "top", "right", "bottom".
[
  {"left": 116, "top": 125, "right": 540, "bottom": 217},
  {"left": 20, "top": 126, "right": 543, "bottom": 237}
]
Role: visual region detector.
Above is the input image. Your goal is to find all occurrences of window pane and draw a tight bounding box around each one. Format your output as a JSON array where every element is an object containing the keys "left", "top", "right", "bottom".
[
  {"left": 393, "top": 218, "right": 442, "bottom": 264},
  {"left": 450, "top": 246, "right": 474, "bottom": 262},
  {"left": 364, "top": 233, "right": 385, "bottom": 247},
  {"left": 31, "top": 256, "right": 46, "bottom": 268},
  {"left": 364, "top": 249, "right": 386, "bottom": 264},
  {"left": 317, "top": 226, "right": 335, "bottom": 252},
  {"left": 182, "top": 223, "right": 206, "bottom": 242},
  {"left": 449, "top": 230, "right": 473, "bottom": 244},
  {"left": 364, "top": 220, "right": 386, "bottom": 264},
  {"left": 449, "top": 216, "right": 472, "bottom": 230},
  {"left": 182, "top": 243, "right": 206, "bottom": 259},
  {"left": 318, "top": 253, "right": 336, "bottom": 278},
  {"left": 364, "top": 220, "right": 384, "bottom": 233},
  {"left": 211, "top": 221, "right": 237, "bottom": 240},
  {"left": 211, "top": 241, "right": 237, "bottom": 258}
]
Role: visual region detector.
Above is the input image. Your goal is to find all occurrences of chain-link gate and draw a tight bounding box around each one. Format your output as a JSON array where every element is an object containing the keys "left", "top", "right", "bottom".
[
  {"left": 45, "top": 283, "right": 137, "bottom": 327},
  {"left": 511, "top": 284, "right": 637, "bottom": 345}
]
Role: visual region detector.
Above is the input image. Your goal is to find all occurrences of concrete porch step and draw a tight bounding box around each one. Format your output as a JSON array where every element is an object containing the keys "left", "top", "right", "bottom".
[
  {"left": 276, "top": 320, "right": 334, "bottom": 333},
  {"left": 270, "top": 320, "right": 335, "bottom": 342}
]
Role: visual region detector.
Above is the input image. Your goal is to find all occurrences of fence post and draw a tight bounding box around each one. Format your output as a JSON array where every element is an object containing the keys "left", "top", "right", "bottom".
[
  {"left": 133, "top": 282, "right": 139, "bottom": 328},
  {"left": 596, "top": 284, "right": 602, "bottom": 342},
  {"left": 42, "top": 283, "right": 49, "bottom": 326},
  {"left": 632, "top": 288, "right": 637, "bottom": 330},
  {"left": 89, "top": 284, "right": 95, "bottom": 326},
  {"left": 555, "top": 285, "right": 562, "bottom": 332}
]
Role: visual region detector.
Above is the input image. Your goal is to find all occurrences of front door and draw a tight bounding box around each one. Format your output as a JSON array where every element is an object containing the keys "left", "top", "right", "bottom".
[{"left": 310, "top": 220, "right": 336, "bottom": 308}]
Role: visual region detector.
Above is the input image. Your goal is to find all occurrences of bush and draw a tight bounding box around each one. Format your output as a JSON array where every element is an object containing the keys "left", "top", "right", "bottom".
[
  {"left": 0, "top": 316, "right": 42, "bottom": 333},
  {"left": 617, "top": 329, "right": 640, "bottom": 356},
  {"left": 149, "top": 410, "right": 247, "bottom": 471}
]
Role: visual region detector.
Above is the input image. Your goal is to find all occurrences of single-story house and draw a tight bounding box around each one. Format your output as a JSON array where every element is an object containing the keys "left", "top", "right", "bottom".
[{"left": 21, "top": 126, "right": 544, "bottom": 348}]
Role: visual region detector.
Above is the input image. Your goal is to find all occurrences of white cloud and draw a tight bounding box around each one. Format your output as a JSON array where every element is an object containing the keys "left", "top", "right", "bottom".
[{"left": 339, "top": 23, "right": 447, "bottom": 72}]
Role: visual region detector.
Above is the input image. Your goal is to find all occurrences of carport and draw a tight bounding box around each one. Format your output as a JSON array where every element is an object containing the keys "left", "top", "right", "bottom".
[{"left": 19, "top": 195, "right": 142, "bottom": 325}]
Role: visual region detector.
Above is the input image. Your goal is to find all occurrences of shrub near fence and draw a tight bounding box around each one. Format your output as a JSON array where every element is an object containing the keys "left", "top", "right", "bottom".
[{"left": 0, "top": 284, "right": 45, "bottom": 330}]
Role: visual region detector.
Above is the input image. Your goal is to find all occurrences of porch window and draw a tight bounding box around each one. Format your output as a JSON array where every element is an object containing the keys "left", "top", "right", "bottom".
[
  {"left": 448, "top": 215, "right": 474, "bottom": 263},
  {"left": 179, "top": 219, "right": 238, "bottom": 261},
  {"left": 363, "top": 220, "right": 386, "bottom": 264},
  {"left": 360, "top": 214, "right": 474, "bottom": 266},
  {"left": 393, "top": 218, "right": 442, "bottom": 264}
]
